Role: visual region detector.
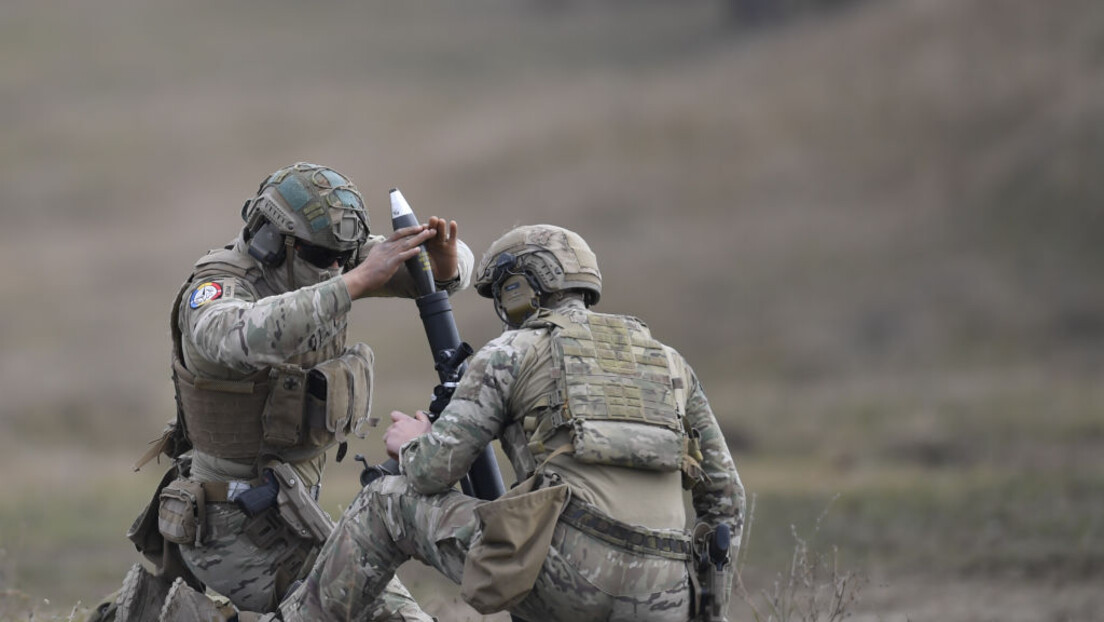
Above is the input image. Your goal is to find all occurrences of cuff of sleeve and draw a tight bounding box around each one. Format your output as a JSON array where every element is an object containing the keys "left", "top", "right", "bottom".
[
  {"left": 434, "top": 275, "right": 462, "bottom": 292},
  {"left": 396, "top": 438, "right": 419, "bottom": 475},
  {"left": 325, "top": 275, "right": 355, "bottom": 314}
]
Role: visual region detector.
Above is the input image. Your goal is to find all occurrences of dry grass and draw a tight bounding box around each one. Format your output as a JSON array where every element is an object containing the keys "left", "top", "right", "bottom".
[{"left": 736, "top": 495, "right": 866, "bottom": 622}]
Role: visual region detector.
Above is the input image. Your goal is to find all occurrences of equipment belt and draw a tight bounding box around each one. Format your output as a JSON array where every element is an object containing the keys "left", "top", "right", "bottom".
[
  {"left": 200, "top": 480, "right": 320, "bottom": 503},
  {"left": 560, "top": 497, "right": 692, "bottom": 561}
]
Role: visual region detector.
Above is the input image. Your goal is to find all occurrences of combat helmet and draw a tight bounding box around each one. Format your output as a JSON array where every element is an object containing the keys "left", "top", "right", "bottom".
[
  {"left": 241, "top": 162, "right": 370, "bottom": 269},
  {"left": 475, "top": 224, "right": 602, "bottom": 326}
]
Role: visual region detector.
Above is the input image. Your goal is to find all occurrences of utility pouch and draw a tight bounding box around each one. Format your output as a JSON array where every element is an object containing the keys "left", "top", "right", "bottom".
[
  {"left": 262, "top": 365, "right": 309, "bottom": 447},
  {"left": 305, "top": 343, "right": 375, "bottom": 447},
  {"left": 268, "top": 462, "right": 334, "bottom": 545},
  {"left": 461, "top": 474, "right": 569, "bottom": 614},
  {"left": 571, "top": 418, "right": 683, "bottom": 472},
  {"left": 128, "top": 463, "right": 184, "bottom": 565},
  {"left": 158, "top": 478, "right": 207, "bottom": 547}
]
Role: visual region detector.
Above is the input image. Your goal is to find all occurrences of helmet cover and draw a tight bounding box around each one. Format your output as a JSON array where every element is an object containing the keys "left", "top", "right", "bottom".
[
  {"left": 242, "top": 162, "right": 370, "bottom": 252},
  {"left": 475, "top": 224, "right": 602, "bottom": 306}
]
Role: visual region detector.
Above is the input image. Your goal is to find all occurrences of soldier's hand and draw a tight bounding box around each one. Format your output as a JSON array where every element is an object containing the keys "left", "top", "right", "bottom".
[
  {"left": 342, "top": 225, "right": 437, "bottom": 300},
  {"left": 424, "top": 217, "right": 460, "bottom": 283},
  {"left": 384, "top": 410, "right": 432, "bottom": 460}
]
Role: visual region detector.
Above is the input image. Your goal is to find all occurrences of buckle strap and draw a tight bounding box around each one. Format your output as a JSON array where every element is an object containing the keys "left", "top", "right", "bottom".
[
  {"left": 560, "top": 497, "right": 691, "bottom": 560},
  {"left": 199, "top": 478, "right": 321, "bottom": 504},
  {"left": 199, "top": 479, "right": 260, "bottom": 503}
]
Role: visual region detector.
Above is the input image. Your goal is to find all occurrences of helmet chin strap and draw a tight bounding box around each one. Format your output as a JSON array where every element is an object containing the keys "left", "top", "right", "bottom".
[{"left": 284, "top": 236, "right": 296, "bottom": 290}]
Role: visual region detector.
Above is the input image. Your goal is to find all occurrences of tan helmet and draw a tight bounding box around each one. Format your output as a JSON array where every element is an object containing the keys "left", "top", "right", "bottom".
[
  {"left": 241, "top": 162, "right": 370, "bottom": 253},
  {"left": 475, "top": 224, "right": 602, "bottom": 308}
]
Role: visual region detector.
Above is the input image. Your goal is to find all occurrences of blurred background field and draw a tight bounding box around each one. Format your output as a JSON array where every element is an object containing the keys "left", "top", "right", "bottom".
[{"left": 2, "top": 0, "right": 1103, "bottom": 620}]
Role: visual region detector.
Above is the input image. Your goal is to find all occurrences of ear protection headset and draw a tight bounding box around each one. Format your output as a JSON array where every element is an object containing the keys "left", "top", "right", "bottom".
[
  {"left": 246, "top": 220, "right": 289, "bottom": 266},
  {"left": 489, "top": 253, "right": 543, "bottom": 327},
  {"left": 241, "top": 197, "right": 290, "bottom": 267}
]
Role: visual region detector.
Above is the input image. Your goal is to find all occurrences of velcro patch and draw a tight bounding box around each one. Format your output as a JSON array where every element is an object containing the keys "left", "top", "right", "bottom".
[{"left": 188, "top": 282, "right": 223, "bottom": 309}]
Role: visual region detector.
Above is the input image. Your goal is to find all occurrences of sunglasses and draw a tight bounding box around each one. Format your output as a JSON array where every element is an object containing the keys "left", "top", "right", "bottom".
[{"left": 296, "top": 241, "right": 355, "bottom": 269}]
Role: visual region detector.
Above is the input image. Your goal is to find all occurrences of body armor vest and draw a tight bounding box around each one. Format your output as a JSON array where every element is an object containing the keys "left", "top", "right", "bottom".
[
  {"left": 170, "top": 248, "right": 372, "bottom": 463},
  {"left": 525, "top": 310, "right": 701, "bottom": 482}
]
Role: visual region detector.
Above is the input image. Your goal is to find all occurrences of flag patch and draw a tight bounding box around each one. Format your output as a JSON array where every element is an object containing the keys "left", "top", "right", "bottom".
[{"left": 189, "top": 282, "right": 223, "bottom": 309}]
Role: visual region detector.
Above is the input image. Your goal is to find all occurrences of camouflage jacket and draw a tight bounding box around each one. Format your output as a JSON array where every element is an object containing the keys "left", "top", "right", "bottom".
[
  {"left": 177, "top": 232, "right": 473, "bottom": 486},
  {"left": 399, "top": 297, "right": 744, "bottom": 538}
]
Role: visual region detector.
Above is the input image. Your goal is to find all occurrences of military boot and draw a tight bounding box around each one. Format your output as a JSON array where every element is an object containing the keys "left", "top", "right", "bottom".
[
  {"left": 115, "top": 562, "right": 173, "bottom": 622},
  {"left": 159, "top": 577, "right": 234, "bottom": 622}
]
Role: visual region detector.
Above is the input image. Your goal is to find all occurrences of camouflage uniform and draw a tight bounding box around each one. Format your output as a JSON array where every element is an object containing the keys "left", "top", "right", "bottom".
[
  {"left": 280, "top": 292, "right": 744, "bottom": 621},
  {"left": 119, "top": 164, "right": 472, "bottom": 621}
]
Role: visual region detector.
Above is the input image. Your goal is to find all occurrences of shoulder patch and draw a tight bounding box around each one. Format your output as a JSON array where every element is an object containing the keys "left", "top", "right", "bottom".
[{"left": 188, "top": 282, "right": 223, "bottom": 309}]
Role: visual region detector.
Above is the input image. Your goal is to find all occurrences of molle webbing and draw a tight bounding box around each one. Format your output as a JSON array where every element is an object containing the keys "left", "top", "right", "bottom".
[
  {"left": 173, "top": 357, "right": 271, "bottom": 460},
  {"left": 557, "top": 313, "right": 680, "bottom": 429},
  {"left": 527, "top": 312, "right": 684, "bottom": 465},
  {"left": 171, "top": 346, "right": 345, "bottom": 461}
]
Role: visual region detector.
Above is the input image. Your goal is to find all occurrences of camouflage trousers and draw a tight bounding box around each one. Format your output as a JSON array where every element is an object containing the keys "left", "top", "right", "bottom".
[
  {"left": 180, "top": 502, "right": 430, "bottom": 621},
  {"left": 280, "top": 476, "right": 693, "bottom": 622}
]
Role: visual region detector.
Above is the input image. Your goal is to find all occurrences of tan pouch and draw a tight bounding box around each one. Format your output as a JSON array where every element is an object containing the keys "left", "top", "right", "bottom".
[
  {"left": 128, "top": 463, "right": 185, "bottom": 566},
  {"left": 262, "top": 365, "right": 308, "bottom": 447},
  {"left": 158, "top": 478, "right": 206, "bottom": 546},
  {"left": 460, "top": 475, "right": 569, "bottom": 613},
  {"left": 571, "top": 418, "right": 683, "bottom": 472},
  {"left": 306, "top": 343, "right": 374, "bottom": 445}
]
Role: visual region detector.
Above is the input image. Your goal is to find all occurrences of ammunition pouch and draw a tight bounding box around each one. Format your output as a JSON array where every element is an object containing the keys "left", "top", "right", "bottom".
[
  {"left": 303, "top": 342, "right": 375, "bottom": 445},
  {"left": 262, "top": 365, "right": 309, "bottom": 448},
  {"left": 158, "top": 478, "right": 207, "bottom": 546}
]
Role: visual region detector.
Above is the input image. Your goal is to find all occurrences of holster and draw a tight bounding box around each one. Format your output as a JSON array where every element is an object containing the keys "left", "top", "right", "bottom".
[
  {"left": 267, "top": 462, "right": 334, "bottom": 545},
  {"left": 692, "top": 523, "right": 732, "bottom": 622}
]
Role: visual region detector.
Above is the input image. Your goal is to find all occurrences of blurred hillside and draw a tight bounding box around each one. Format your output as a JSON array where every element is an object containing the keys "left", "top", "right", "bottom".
[{"left": 2, "top": 0, "right": 1103, "bottom": 619}]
